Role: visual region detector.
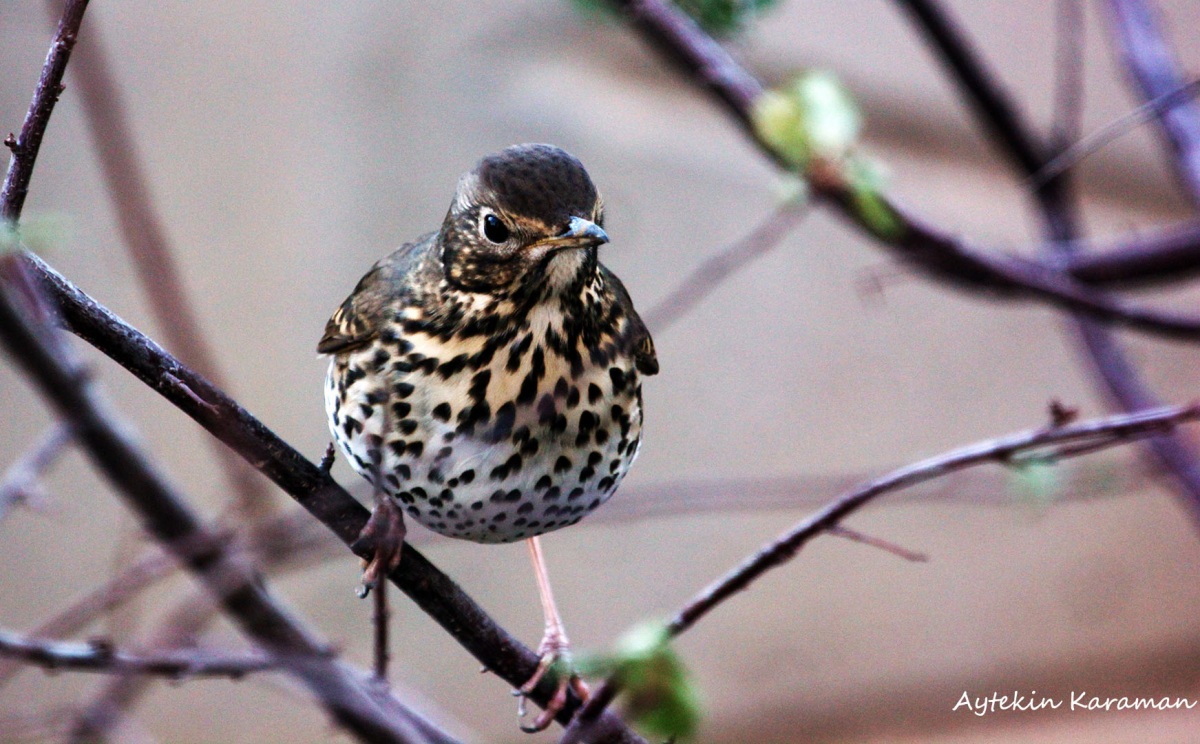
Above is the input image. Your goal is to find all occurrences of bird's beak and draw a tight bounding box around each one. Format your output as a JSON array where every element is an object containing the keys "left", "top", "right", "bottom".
[{"left": 540, "top": 216, "right": 609, "bottom": 250}]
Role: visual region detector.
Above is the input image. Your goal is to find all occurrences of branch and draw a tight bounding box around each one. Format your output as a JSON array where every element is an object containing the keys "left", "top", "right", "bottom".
[
  {"left": 1104, "top": 0, "right": 1200, "bottom": 205},
  {"left": 0, "top": 630, "right": 274, "bottom": 679},
  {"left": 0, "top": 422, "right": 70, "bottom": 520},
  {"left": 891, "top": 0, "right": 1200, "bottom": 524},
  {"left": 0, "top": 262, "right": 443, "bottom": 744},
  {"left": 0, "top": 0, "right": 89, "bottom": 223},
  {"left": 568, "top": 402, "right": 1200, "bottom": 731},
  {"left": 1064, "top": 218, "right": 1200, "bottom": 287},
  {"left": 608, "top": 0, "right": 1200, "bottom": 343},
  {"left": 20, "top": 252, "right": 644, "bottom": 742},
  {"left": 643, "top": 201, "right": 808, "bottom": 332}
]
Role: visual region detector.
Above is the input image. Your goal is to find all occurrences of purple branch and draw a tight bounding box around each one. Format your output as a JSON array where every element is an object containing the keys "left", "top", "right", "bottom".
[
  {"left": 1104, "top": 0, "right": 1200, "bottom": 205},
  {"left": 0, "top": 0, "right": 89, "bottom": 223},
  {"left": 0, "top": 629, "right": 274, "bottom": 679}
]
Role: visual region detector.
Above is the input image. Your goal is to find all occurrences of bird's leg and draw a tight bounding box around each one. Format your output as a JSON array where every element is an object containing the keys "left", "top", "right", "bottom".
[
  {"left": 516, "top": 536, "right": 590, "bottom": 732},
  {"left": 352, "top": 463, "right": 406, "bottom": 598}
]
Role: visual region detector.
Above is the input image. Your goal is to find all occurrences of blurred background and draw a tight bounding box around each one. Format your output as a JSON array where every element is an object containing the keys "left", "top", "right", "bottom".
[{"left": 2, "top": 1, "right": 1200, "bottom": 741}]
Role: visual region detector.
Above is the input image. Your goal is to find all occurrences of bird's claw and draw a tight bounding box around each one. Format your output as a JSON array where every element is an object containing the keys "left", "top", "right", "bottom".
[
  {"left": 515, "top": 641, "right": 590, "bottom": 733},
  {"left": 352, "top": 498, "right": 406, "bottom": 598}
]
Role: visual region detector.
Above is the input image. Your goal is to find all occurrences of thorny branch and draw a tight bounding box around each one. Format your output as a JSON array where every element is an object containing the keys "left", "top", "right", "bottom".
[{"left": 566, "top": 402, "right": 1200, "bottom": 733}]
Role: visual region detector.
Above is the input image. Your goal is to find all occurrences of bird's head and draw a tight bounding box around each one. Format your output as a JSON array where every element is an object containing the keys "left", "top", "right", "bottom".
[{"left": 439, "top": 144, "right": 608, "bottom": 296}]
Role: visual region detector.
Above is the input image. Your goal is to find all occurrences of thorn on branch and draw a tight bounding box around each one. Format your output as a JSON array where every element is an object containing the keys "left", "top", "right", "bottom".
[
  {"left": 1048, "top": 399, "right": 1080, "bottom": 427},
  {"left": 3, "top": 134, "right": 17, "bottom": 152}
]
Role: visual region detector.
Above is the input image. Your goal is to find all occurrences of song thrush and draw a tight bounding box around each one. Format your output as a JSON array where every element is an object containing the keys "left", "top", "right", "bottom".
[{"left": 318, "top": 143, "right": 658, "bottom": 731}]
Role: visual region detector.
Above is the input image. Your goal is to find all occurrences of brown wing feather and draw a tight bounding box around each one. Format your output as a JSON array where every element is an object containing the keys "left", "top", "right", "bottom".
[
  {"left": 600, "top": 264, "right": 659, "bottom": 377},
  {"left": 316, "top": 235, "right": 434, "bottom": 355}
]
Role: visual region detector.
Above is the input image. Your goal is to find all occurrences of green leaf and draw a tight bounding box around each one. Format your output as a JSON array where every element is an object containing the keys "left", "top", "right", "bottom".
[
  {"left": 567, "top": 0, "right": 781, "bottom": 35},
  {"left": 579, "top": 621, "right": 703, "bottom": 741},
  {"left": 1009, "top": 460, "right": 1062, "bottom": 506},
  {"left": 845, "top": 157, "right": 903, "bottom": 240},
  {"left": 752, "top": 71, "right": 863, "bottom": 171}
]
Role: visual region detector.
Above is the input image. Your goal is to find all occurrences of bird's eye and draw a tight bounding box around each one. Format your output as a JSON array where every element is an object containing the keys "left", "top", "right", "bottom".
[{"left": 482, "top": 213, "right": 510, "bottom": 244}]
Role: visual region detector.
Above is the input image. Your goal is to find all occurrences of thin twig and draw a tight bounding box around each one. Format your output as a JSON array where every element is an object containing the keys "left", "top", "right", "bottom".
[
  {"left": 827, "top": 525, "right": 928, "bottom": 562},
  {"left": 0, "top": 422, "right": 70, "bottom": 520},
  {"left": 568, "top": 403, "right": 1200, "bottom": 730},
  {"left": 1104, "top": 0, "right": 1200, "bottom": 205},
  {"left": 1033, "top": 78, "right": 1200, "bottom": 188},
  {"left": 0, "top": 0, "right": 89, "bottom": 223},
  {"left": 0, "top": 629, "right": 274, "bottom": 679},
  {"left": 1052, "top": 0, "right": 1087, "bottom": 148},
  {"left": 643, "top": 201, "right": 808, "bottom": 333},
  {"left": 20, "top": 253, "right": 643, "bottom": 741},
  {"left": 374, "top": 577, "right": 390, "bottom": 684}
]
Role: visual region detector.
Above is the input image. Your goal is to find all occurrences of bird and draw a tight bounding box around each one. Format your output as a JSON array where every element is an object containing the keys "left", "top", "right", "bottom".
[{"left": 317, "top": 143, "right": 658, "bottom": 731}]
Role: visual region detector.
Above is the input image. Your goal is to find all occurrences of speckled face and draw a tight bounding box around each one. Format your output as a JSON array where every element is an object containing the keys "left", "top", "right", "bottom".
[
  {"left": 319, "top": 144, "right": 657, "bottom": 545},
  {"left": 439, "top": 144, "right": 605, "bottom": 295}
]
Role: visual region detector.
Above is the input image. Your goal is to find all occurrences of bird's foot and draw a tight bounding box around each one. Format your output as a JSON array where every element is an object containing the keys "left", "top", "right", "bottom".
[
  {"left": 515, "top": 631, "right": 590, "bottom": 733},
  {"left": 351, "top": 497, "right": 406, "bottom": 598}
]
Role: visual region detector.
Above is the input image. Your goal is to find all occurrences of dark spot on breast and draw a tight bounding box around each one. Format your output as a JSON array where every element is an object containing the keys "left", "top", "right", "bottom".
[
  {"left": 394, "top": 382, "right": 414, "bottom": 398},
  {"left": 567, "top": 487, "right": 584, "bottom": 500},
  {"left": 567, "top": 387, "right": 580, "bottom": 409},
  {"left": 588, "top": 451, "right": 603, "bottom": 466},
  {"left": 537, "top": 394, "right": 557, "bottom": 424},
  {"left": 344, "top": 366, "right": 366, "bottom": 386},
  {"left": 407, "top": 441, "right": 424, "bottom": 458},
  {"left": 579, "top": 466, "right": 595, "bottom": 482},
  {"left": 438, "top": 354, "right": 469, "bottom": 378},
  {"left": 392, "top": 401, "right": 411, "bottom": 418},
  {"left": 431, "top": 403, "right": 452, "bottom": 422},
  {"left": 554, "top": 456, "right": 571, "bottom": 474},
  {"left": 341, "top": 416, "right": 362, "bottom": 437},
  {"left": 521, "top": 437, "right": 540, "bottom": 456},
  {"left": 554, "top": 377, "right": 569, "bottom": 398},
  {"left": 517, "top": 369, "right": 539, "bottom": 405},
  {"left": 460, "top": 468, "right": 475, "bottom": 484},
  {"left": 398, "top": 419, "right": 418, "bottom": 435},
  {"left": 505, "top": 489, "right": 522, "bottom": 502},
  {"left": 469, "top": 369, "right": 492, "bottom": 402},
  {"left": 609, "top": 367, "right": 627, "bottom": 393},
  {"left": 598, "top": 476, "right": 614, "bottom": 491},
  {"left": 543, "top": 486, "right": 561, "bottom": 501},
  {"left": 437, "top": 445, "right": 453, "bottom": 459},
  {"left": 535, "top": 474, "right": 552, "bottom": 491},
  {"left": 588, "top": 383, "right": 603, "bottom": 404},
  {"left": 491, "top": 402, "right": 516, "bottom": 442}
]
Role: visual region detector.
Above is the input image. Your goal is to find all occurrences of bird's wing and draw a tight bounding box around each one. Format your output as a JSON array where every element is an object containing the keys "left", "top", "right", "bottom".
[
  {"left": 316, "top": 236, "right": 432, "bottom": 355},
  {"left": 602, "top": 264, "right": 659, "bottom": 377}
]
